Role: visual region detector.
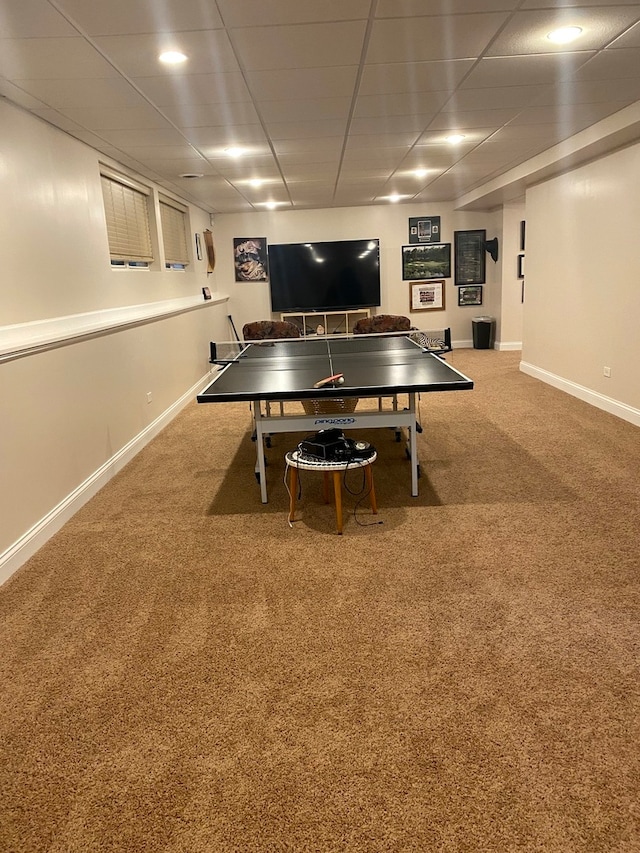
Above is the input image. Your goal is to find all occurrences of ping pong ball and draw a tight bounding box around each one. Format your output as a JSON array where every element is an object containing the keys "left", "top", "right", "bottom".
[{"left": 336, "top": 376, "right": 345, "bottom": 384}]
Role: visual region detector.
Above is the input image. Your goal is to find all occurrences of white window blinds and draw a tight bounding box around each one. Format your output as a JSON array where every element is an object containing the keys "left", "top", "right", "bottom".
[
  {"left": 101, "top": 171, "right": 153, "bottom": 263},
  {"left": 159, "top": 195, "right": 190, "bottom": 266}
]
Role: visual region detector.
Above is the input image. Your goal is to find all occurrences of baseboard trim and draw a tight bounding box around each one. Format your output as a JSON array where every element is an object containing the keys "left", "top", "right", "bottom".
[
  {"left": 0, "top": 373, "right": 213, "bottom": 587},
  {"left": 520, "top": 361, "right": 640, "bottom": 428}
]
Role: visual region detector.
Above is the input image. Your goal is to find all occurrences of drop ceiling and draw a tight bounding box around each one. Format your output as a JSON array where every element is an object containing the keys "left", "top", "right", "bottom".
[{"left": 1, "top": 0, "right": 640, "bottom": 213}]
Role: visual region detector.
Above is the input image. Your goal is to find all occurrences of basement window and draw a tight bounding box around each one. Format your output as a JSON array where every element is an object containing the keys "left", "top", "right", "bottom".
[
  {"left": 159, "top": 195, "right": 190, "bottom": 270},
  {"left": 100, "top": 167, "right": 153, "bottom": 268}
]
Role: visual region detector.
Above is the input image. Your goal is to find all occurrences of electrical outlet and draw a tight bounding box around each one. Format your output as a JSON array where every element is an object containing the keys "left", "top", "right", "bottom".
[
  {"left": 146, "top": 391, "right": 153, "bottom": 403},
  {"left": 603, "top": 367, "right": 611, "bottom": 378}
]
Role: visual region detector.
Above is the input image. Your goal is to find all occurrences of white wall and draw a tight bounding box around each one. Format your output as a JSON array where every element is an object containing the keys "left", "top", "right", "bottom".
[
  {"left": 209, "top": 204, "right": 503, "bottom": 345},
  {"left": 522, "top": 142, "right": 640, "bottom": 417},
  {"left": 0, "top": 100, "right": 230, "bottom": 579}
]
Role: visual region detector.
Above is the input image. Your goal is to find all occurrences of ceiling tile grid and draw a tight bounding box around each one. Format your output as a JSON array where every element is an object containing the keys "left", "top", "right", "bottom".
[{"left": 0, "top": 0, "right": 639, "bottom": 212}]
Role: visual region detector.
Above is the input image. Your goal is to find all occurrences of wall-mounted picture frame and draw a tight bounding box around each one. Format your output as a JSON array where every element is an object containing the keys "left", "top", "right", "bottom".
[
  {"left": 454, "top": 229, "right": 486, "bottom": 285},
  {"left": 458, "top": 285, "right": 483, "bottom": 306},
  {"left": 520, "top": 220, "right": 526, "bottom": 252},
  {"left": 408, "top": 216, "right": 441, "bottom": 244},
  {"left": 517, "top": 253, "right": 525, "bottom": 279},
  {"left": 233, "top": 237, "right": 268, "bottom": 282},
  {"left": 195, "top": 232, "right": 203, "bottom": 261},
  {"left": 402, "top": 243, "right": 451, "bottom": 280},
  {"left": 410, "top": 280, "right": 445, "bottom": 311}
]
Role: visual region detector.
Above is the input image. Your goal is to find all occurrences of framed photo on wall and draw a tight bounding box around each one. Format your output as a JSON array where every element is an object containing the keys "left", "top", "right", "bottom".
[
  {"left": 454, "top": 229, "right": 486, "bottom": 285},
  {"left": 408, "top": 216, "right": 441, "bottom": 244},
  {"left": 458, "top": 285, "right": 483, "bottom": 306},
  {"left": 233, "top": 237, "right": 268, "bottom": 281},
  {"left": 410, "top": 280, "right": 446, "bottom": 311},
  {"left": 402, "top": 243, "right": 451, "bottom": 280}
]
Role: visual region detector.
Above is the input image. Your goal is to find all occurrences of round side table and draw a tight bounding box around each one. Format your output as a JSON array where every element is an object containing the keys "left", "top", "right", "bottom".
[{"left": 285, "top": 450, "right": 378, "bottom": 534}]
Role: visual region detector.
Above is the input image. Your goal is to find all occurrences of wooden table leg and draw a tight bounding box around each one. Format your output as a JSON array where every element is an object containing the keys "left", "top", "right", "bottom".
[
  {"left": 288, "top": 464, "right": 298, "bottom": 524},
  {"left": 365, "top": 465, "right": 378, "bottom": 515},
  {"left": 332, "top": 471, "right": 343, "bottom": 534}
]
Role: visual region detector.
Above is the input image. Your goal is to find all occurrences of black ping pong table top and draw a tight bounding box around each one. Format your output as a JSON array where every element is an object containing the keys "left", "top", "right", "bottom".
[{"left": 197, "top": 336, "right": 473, "bottom": 404}]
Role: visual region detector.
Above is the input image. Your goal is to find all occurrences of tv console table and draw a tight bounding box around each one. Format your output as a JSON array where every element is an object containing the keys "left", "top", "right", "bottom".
[{"left": 280, "top": 308, "right": 370, "bottom": 337}]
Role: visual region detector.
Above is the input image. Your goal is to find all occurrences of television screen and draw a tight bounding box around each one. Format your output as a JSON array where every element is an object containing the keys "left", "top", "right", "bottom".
[{"left": 267, "top": 239, "right": 381, "bottom": 313}]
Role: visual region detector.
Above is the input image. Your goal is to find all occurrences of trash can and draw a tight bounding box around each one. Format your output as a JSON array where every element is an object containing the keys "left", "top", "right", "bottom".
[{"left": 472, "top": 316, "right": 496, "bottom": 349}]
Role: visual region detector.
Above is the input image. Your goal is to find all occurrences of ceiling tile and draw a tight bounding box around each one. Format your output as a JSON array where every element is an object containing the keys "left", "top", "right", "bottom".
[
  {"left": 353, "top": 91, "right": 449, "bottom": 119},
  {"left": 265, "top": 120, "right": 348, "bottom": 140},
  {"left": 13, "top": 77, "right": 150, "bottom": 108},
  {"left": 231, "top": 21, "right": 368, "bottom": 71},
  {"left": 62, "top": 105, "right": 178, "bottom": 131},
  {"left": 0, "top": 37, "right": 118, "bottom": 79},
  {"left": 609, "top": 20, "right": 640, "bottom": 49},
  {"left": 57, "top": 0, "right": 224, "bottom": 36},
  {"left": 359, "top": 59, "right": 475, "bottom": 95},
  {"left": 487, "top": 7, "right": 640, "bottom": 56},
  {"left": 365, "top": 13, "right": 510, "bottom": 63},
  {"left": 259, "top": 97, "right": 352, "bottom": 123},
  {"left": 218, "top": 0, "right": 371, "bottom": 27},
  {"left": 571, "top": 47, "right": 640, "bottom": 80},
  {"left": 162, "top": 101, "right": 261, "bottom": 128},
  {"left": 461, "top": 53, "right": 594, "bottom": 88},
  {"left": 0, "top": 0, "right": 78, "bottom": 38},
  {"left": 428, "top": 108, "right": 521, "bottom": 129},
  {"left": 443, "top": 86, "right": 544, "bottom": 111},
  {"left": 93, "top": 31, "right": 240, "bottom": 77},
  {"left": 245, "top": 66, "right": 358, "bottom": 101},
  {"left": 132, "top": 73, "right": 252, "bottom": 107}
]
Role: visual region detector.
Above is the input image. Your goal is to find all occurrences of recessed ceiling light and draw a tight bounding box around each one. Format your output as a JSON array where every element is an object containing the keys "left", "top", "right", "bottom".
[
  {"left": 388, "top": 193, "right": 402, "bottom": 203},
  {"left": 445, "top": 134, "right": 466, "bottom": 144},
  {"left": 180, "top": 172, "right": 203, "bottom": 179},
  {"left": 547, "top": 26, "right": 582, "bottom": 44},
  {"left": 224, "top": 146, "right": 246, "bottom": 158},
  {"left": 413, "top": 169, "right": 429, "bottom": 178},
  {"left": 248, "top": 178, "right": 263, "bottom": 187},
  {"left": 159, "top": 50, "right": 187, "bottom": 65},
  {"left": 263, "top": 201, "right": 279, "bottom": 209}
]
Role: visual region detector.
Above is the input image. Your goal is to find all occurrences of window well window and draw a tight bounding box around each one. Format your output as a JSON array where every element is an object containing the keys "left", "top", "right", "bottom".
[
  {"left": 100, "top": 167, "right": 153, "bottom": 267},
  {"left": 159, "top": 195, "right": 189, "bottom": 269}
]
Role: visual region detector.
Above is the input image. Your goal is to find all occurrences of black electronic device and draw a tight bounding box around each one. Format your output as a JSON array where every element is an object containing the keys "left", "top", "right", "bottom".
[
  {"left": 268, "top": 238, "right": 381, "bottom": 313},
  {"left": 298, "top": 429, "right": 375, "bottom": 462}
]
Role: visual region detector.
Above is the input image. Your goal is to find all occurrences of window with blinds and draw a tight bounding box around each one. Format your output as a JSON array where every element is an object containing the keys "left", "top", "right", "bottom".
[
  {"left": 159, "top": 195, "right": 190, "bottom": 268},
  {"left": 100, "top": 170, "right": 153, "bottom": 266}
]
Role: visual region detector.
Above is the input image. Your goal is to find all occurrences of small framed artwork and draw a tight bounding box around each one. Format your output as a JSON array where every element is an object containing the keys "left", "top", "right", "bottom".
[
  {"left": 409, "top": 216, "right": 441, "bottom": 244},
  {"left": 195, "top": 232, "right": 203, "bottom": 261},
  {"left": 520, "top": 220, "right": 526, "bottom": 252},
  {"left": 521, "top": 280, "right": 525, "bottom": 303},
  {"left": 410, "top": 280, "right": 445, "bottom": 312},
  {"left": 458, "top": 285, "right": 483, "bottom": 306},
  {"left": 202, "top": 286, "right": 212, "bottom": 301},
  {"left": 233, "top": 237, "right": 268, "bottom": 281},
  {"left": 517, "top": 254, "right": 525, "bottom": 279},
  {"left": 402, "top": 243, "right": 451, "bottom": 280}
]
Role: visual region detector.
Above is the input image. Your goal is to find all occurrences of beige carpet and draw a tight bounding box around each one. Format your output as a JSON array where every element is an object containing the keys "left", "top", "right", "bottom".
[{"left": 1, "top": 350, "right": 639, "bottom": 852}]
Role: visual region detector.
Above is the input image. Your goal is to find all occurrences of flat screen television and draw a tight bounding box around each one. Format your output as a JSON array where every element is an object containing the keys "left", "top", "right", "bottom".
[{"left": 267, "top": 239, "right": 381, "bottom": 313}]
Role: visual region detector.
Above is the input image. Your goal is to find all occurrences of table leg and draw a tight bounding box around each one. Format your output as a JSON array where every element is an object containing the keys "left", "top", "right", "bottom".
[
  {"left": 322, "top": 472, "right": 330, "bottom": 503},
  {"left": 408, "top": 392, "right": 418, "bottom": 497},
  {"left": 288, "top": 465, "right": 298, "bottom": 524},
  {"left": 365, "top": 466, "right": 378, "bottom": 514},
  {"left": 332, "top": 471, "right": 343, "bottom": 534},
  {"left": 254, "top": 405, "right": 268, "bottom": 503}
]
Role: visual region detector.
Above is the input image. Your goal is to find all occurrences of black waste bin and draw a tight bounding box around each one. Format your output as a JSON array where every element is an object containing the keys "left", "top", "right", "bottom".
[{"left": 472, "top": 316, "right": 496, "bottom": 349}]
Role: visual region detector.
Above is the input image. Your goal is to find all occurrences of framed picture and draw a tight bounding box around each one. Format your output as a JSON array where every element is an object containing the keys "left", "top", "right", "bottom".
[
  {"left": 517, "top": 253, "right": 525, "bottom": 279},
  {"left": 233, "top": 237, "right": 268, "bottom": 281},
  {"left": 454, "top": 229, "right": 486, "bottom": 285},
  {"left": 402, "top": 243, "right": 451, "bottom": 280},
  {"left": 195, "top": 232, "right": 203, "bottom": 261},
  {"left": 458, "top": 285, "right": 483, "bottom": 306},
  {"left": 520, "top": 220, "right": 526, "bottom": 252},
  {"left": 410, "top": 280, "right": 445, "bottom": 311},
  {"left": 408, "top": 216, "right": 441, "bottom": 244}
]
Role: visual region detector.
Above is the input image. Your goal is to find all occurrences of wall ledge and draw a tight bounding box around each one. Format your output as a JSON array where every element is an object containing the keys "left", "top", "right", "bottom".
[
  {"left": 520, "top": 361, "right": 640, "bottom": 428},
  {"left": 0, "top": 293, "right": 229, "bottom": 362}
]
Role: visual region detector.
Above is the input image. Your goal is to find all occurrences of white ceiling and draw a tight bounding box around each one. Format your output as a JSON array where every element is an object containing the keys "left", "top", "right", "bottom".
[{"left": 2, "top": 0, "right": 640, "bottom": 213}]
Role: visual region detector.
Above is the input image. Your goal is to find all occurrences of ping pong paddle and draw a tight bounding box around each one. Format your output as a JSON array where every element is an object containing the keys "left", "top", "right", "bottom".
[{"left": 313, "top": 373, "right": 344, "bottom": 389}]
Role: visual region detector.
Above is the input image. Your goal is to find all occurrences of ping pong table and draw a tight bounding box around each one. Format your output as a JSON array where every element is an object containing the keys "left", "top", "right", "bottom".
[{"left": 197, "top": 335, "right": 473, "bottom": 503}]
